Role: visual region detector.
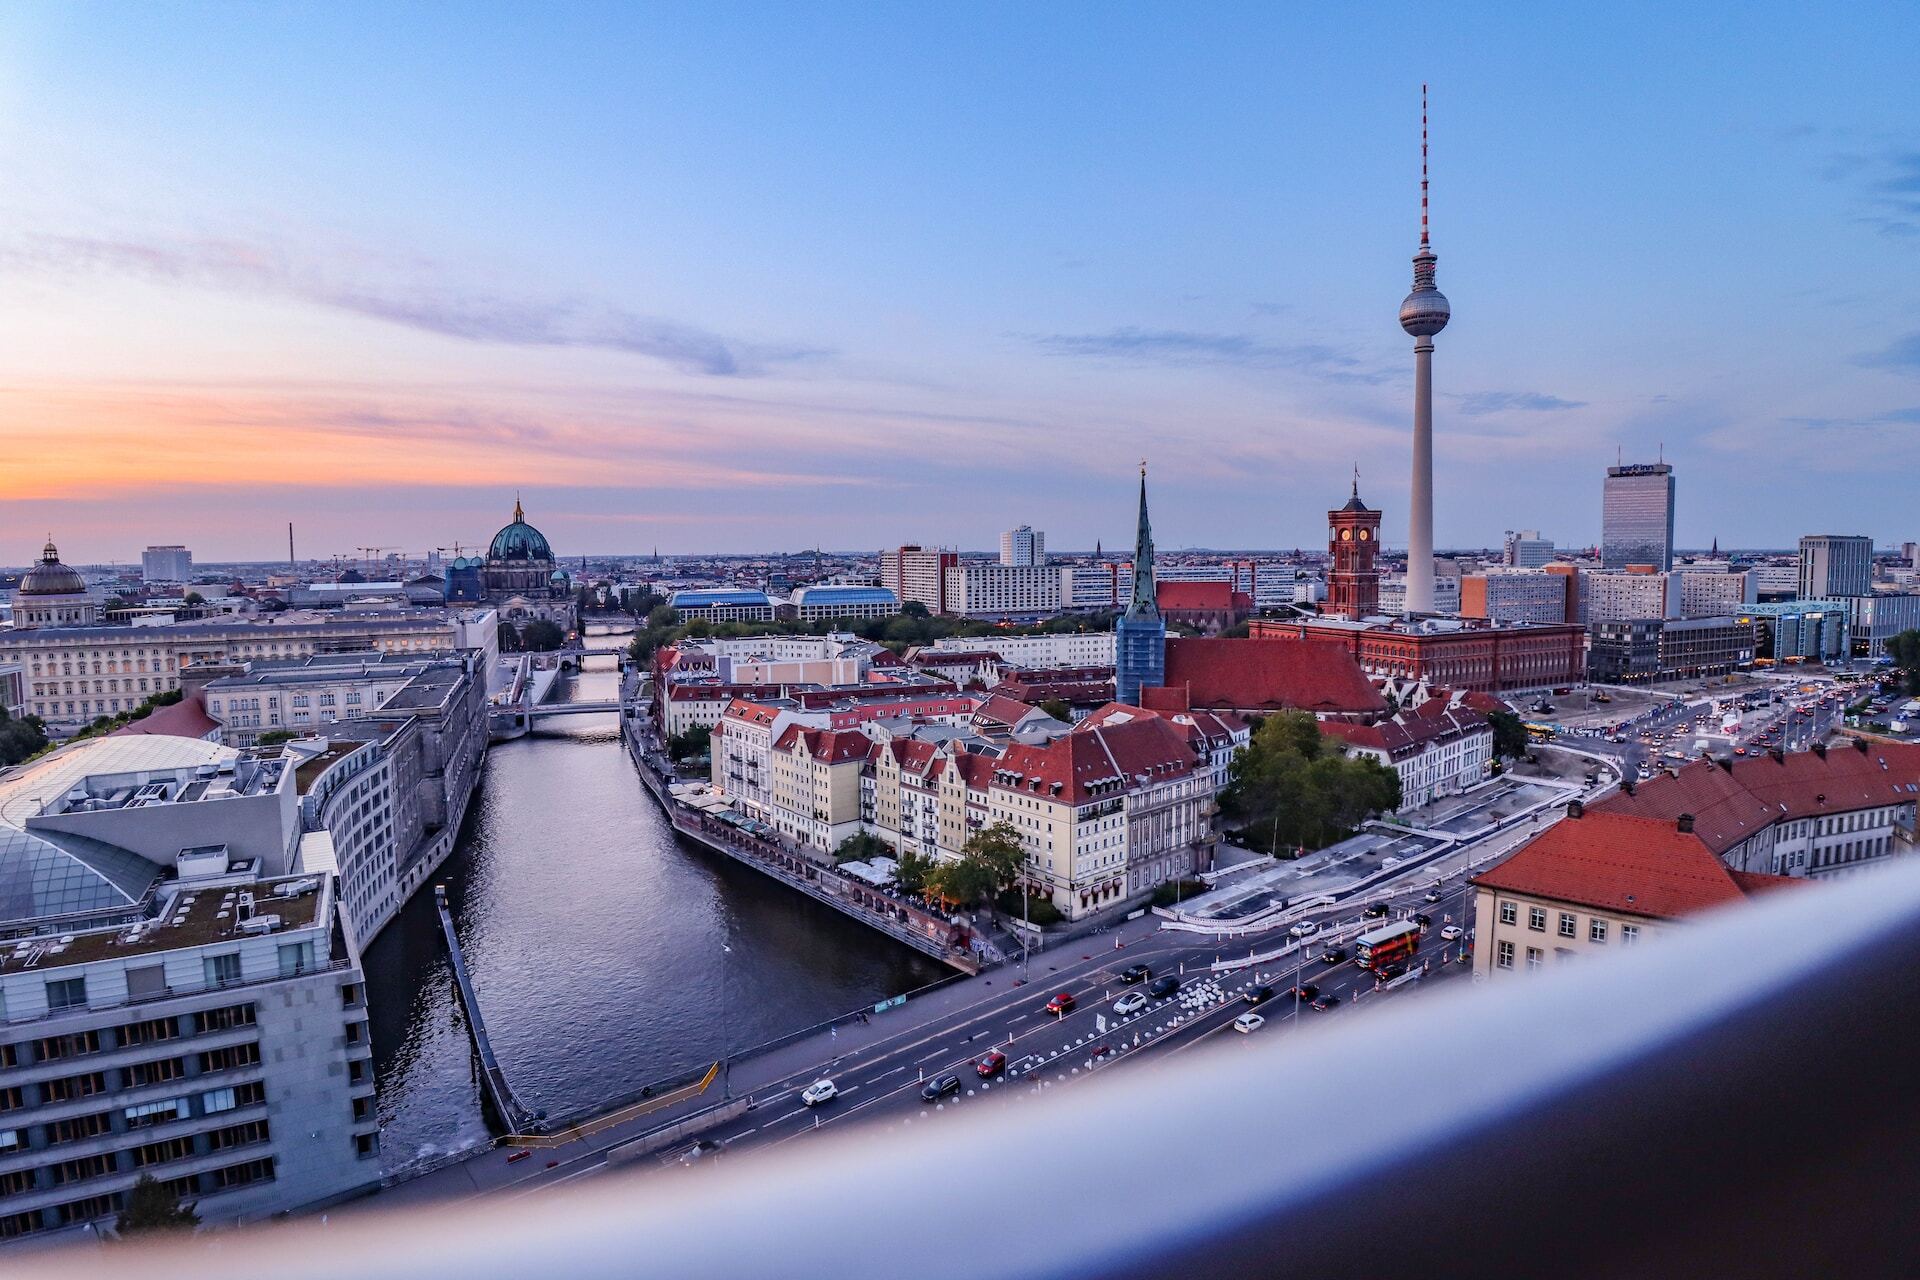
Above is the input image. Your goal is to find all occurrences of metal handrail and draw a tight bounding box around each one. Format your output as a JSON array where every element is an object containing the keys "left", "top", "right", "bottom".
[{"left": 48, "top": 827, "right": 1920, "bottom": 1276}]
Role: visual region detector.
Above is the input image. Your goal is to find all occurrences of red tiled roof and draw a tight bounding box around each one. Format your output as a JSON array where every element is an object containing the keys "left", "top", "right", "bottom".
[
  {"left": 972, "top": 693, "right": 1039, "bottom": 728},
  {"left": 1155, "top": 637, "right": 1385, "bottom": 716},
  {"left": 1323, "top": 707, "right": 1490, "bottom": 760},
  {"left": 109, "top": 695, "right": 218, "bottom": 741},
  {"left": 1594, "top": 741, "right": 1920, "bottom": 856},
  {"left": 1156, "top": 581, "right": 1235, "bottom": 611},
  {"left": 1470, "top": 812, "right": 1802, "bottom": 920},
  {"left": 1079, "top": 700, "right": 1247, "bottom": 753},
  {"left": 991, "top": 715, "right": 1195, "bottom": 805},
  {"left": 773, "top": 725, "right": 873, "bottom": 764}
]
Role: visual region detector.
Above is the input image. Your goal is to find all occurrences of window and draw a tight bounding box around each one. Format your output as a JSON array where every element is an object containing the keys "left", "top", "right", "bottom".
[
  {"left": 198, "top": 1042, "right": 260, "bottom": 1074},
  {"left": 1527, "top": 906, "right": 1547, "bottom": 932},
  {"left": 194, "top": 1003, "right": 256, "bottom": 1034},
  {"left": 47, "top": 1111, "right": 113, "bottom": 1144},
  {"left": 204, "top": 953, "right": 243, "bottom": 988},
  {"left": 42, "top": 1072, "right": 106, "bottom": 1103},
  {"left": 1496, "top": 940, "right": 1515, "bottom": 969},
  {"left": 1559, "top": 912, "right": 1577, "bottom": 939},
  {"left": 1498, "top": 900, "right": 1517, "bottom": 926},
  {"left": 125, "top": 1097, "right": 188, "bottom": 1128},
  {"left": 133, "top": 1134, "right": 197, "bottom": 1168},
  {"left": 208, "top": 1119, "right": 271, "bottom": 1151},
  {"left": 119, "top": 1015, "right": 179, "bottom": 1047},
  {"left": 201, "top": 1080, "right": 265, "bottom": 1115},
  {"left": 45, "top": 976, "right": 88, "bottom": 1012},
  {"left": 34, "top": 1029, "right": 101, "bottom": 1062},
  {"left": 211, "top": 1157, "right": 276, "bottom": 1190},
  {"left": 277, "top": 941, "right": 314, "bottom": 977},
  {"left": 1622, "top": 924, "right": 1640, "bottom": 946},
  {"left": 1590, "top": 919, "right": 1609, "bottom": 944},
  {"left": 1525, "top": 947, "right": 1544, "bottom": 972},
  {"left": 125, "top": 1057, "right": 186, "bottom": 1088}
]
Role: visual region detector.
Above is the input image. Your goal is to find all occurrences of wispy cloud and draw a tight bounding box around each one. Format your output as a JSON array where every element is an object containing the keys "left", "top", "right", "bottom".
[
  {"left": 1857, "top": 333, "right": 1920, "bottom": 374},
  {"left": 1452, "top": 390, "right": 1587, "bottom": 415},
  {"left": 0, "top": 234, "right": 826, "bottom": 377},
  {"left": 1823, "top": 147, "right": 1920, "bottom": 239},
  {"left": 1785, "top": 406, "right": 1920, "bottom": 431},
  {"left": 1029, "top": 326, "right": 1387, "bottom": 384}
]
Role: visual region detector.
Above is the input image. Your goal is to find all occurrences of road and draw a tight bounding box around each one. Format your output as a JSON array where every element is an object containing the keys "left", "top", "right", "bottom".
[
  {"left": 511, "top": 876, "right": 1482, "bottom": 1191},
  {"left": 1544, "top": 678, "right": 1858, "bottom": 779}
]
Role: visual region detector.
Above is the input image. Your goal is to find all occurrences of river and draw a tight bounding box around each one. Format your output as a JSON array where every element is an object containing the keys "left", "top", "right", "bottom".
[{"left": 360, "top": 635, "right": 944, "bottom": 1171}]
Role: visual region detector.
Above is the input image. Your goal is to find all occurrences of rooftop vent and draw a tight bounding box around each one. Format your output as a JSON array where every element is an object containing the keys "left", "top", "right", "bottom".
[{"left": 1677, "top": 813, "right": 1696, "bottom": 833}]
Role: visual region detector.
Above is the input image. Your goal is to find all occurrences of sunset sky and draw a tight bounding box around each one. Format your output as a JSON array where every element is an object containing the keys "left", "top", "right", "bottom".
[{"left": 2, "top": 3, "right": 1917, "bottom": 563}]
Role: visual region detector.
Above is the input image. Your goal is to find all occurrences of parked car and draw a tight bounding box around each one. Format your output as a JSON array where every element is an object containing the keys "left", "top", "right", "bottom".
[
  {"left": 800, "top": 1079, "right": 838, "bottom": 1107},
  {"left": 1413, "top": 913, "right": 1433, "bottom": 929},
  {"left": 1321, "top": 946, "right": 1348, "bottom": 965},
  {"left": 1114, "top": 991, "right": 1149, "bottom": 1016},
  {"left": 1423, "top": 889, "right": 1443, "bottom": 903},
  {"left": 1233, "top": 1013, "right": 1266, "bottom": 1034},
  {"left": 1118, "top": 964, "right": 1152, "bottom": 984},
  {"left": 1044, "top": 991, "right": 1076, "bottom": 1016},
  {"left": 921, "top": 1074, "right": 962, "bottom": 1102},
  {"left": 1363, "top": 903, "right": 1390, "bottom": 919},
  {"left": 1148, "top": 976, "right": 1181, "bottom": 999},
  {"left": 1244, "top": 984, "right": 1277, "bottom": 1006},
  {"left": 975, "top": 1051, "right": 1006, "bottom": 1079}
]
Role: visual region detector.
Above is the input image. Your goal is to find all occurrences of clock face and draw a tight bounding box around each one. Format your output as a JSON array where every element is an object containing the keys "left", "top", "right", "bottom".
[
  {"left": 1358, "top": 529, "right": 1371, "bottom": 542},
  {"left": 1339, "top": 529, "right": 1353, "bottom": 541}
]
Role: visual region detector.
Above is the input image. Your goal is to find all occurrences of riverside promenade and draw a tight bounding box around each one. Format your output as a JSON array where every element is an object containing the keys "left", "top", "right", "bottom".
[{"left": 619, "top": 707, "right": 983, "bottom": 973}]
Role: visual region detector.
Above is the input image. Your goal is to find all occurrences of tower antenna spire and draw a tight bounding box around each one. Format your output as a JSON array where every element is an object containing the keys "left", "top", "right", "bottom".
[{"left": 1420, "top": 83, "right": 1430, "bottom": 248}]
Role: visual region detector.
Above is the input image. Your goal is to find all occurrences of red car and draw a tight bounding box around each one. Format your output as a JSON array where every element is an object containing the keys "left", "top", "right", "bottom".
[
  {"left": 976, "top": 1050, "right": 1007, "bottom": 1078},
  {"left": 1044, "top": 992, "right": 1077, "bottom": 1016}
]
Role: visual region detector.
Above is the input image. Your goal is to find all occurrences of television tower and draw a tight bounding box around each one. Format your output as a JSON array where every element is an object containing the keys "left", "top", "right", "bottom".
[{"left": 1399, "top": 84, "right": 1450, "bottom": 615}]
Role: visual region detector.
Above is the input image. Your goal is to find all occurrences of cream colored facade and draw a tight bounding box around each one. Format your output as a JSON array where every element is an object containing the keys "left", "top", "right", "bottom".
[
  {"left": 1470, "top": 886, "right": 1666, "bottom": 981},
  {"left": 987, "top": 768, "right": 1208, "bottom": 921},
  {"left": 766, "top": 735, "right": 866, "bottom": 853}
]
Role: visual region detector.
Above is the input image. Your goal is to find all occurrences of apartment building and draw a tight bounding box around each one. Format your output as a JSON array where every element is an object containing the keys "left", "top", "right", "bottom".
[
  {"left": 1000, "top": 527, "right": 1045, "bottom": 567},
  {"left": 923, "top": 632, "right": 1116, "bottom": 668},
  {"left": 1322, "top": 704, "right": 1493, "bottom": 810},
  {"left": 1584, "top": 569, "right": 1681, "bottom": 623},
  {"left": 879, "top": 546, "right": 958, "bottom": 614},
  {"left": 765, "top": 727, "right": 872, "bottom": 853},
  {"left": 1675, "top": 567, "right": 1756, "bottom": 618},
  {"left": 1470, "top": 807, "right": 1796, "bottom": 981},
  {"left": 1459, "top": 569, "right": 1572, "bottom": 625},
  {"left": 942, "top": 563, "right": 1062, "bottom": 620}
]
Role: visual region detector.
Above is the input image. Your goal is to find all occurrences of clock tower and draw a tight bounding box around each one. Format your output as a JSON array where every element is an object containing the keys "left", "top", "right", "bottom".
[{"left": 1326, "top": 471, "right": 1382, "bottom": 621}]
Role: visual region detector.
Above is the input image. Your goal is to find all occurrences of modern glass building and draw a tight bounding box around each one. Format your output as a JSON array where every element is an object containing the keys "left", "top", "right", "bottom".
[
  {"left": 1798, "top": 535, "right": 1872, "bottom": 600},
  {"left": 1602, "top": 463, "right": 1675, "bottom": 572}
]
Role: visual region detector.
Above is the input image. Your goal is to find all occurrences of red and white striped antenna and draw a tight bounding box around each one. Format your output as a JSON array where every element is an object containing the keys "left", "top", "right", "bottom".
[{"left": 1420, "top": 83, "right": 1430, "bottom": 247}]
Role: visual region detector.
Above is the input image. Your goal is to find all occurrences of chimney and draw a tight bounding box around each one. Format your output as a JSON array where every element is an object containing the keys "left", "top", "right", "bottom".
[
  {"left": 1855, "top": 737, "right": 1870, "bottom": 754},
  {"left": 1565, "top": 799, "right": 1585, "bottom": 819},
  {"left": 1677, "top": 812, "right": 1695, "bottom": 833},
  {"left": 1717, "top": 756, "right": 1734, "bottom": 773},
  {"left": 1813, "top": 742, "right": 1827, "bottom": 759},
  {"left": 1770, "top": 748, "right": 1785, "bottom": 764}
]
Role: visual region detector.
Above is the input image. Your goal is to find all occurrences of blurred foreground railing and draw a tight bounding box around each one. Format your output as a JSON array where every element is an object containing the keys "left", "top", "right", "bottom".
[{"left": 32, "top": 858, "right": 1920, "bottom": 1278}]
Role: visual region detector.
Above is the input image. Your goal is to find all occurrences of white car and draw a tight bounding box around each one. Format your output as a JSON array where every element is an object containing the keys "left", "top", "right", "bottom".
[
  {"left": 1232, "top": 1013, "right": 1266, "bottom": 1034},
  {"left": 1113, "top": 992, "right": 1149, "bottom": 1016},
  {"left": 800, "top": 1079, "right": 838, "bottom": 1107},
  {"left": 1440, "top": 925, "right": 1464, "bottom": 941},
  {"left": 1288, "top": 920, "right": 1319, "bottom": 939}
]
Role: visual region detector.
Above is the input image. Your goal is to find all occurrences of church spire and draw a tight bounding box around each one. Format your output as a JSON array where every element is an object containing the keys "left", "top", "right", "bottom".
[
  {"left": 1126, "top": 461, "right": 1158, "bottom": 621},
  {"left": 513, "top": 493, "right": 525, "bottom": 524}
]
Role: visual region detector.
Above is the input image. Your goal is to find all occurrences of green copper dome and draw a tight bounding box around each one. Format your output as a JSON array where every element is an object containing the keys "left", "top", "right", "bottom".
[{"left": 488, "top": 499, "right": 553, "bottom": 563}]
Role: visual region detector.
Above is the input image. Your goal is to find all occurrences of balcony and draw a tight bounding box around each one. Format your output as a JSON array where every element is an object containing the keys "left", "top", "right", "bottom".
[{"left": 34, "top": 859, "right": 1920, "bottom": 1275}]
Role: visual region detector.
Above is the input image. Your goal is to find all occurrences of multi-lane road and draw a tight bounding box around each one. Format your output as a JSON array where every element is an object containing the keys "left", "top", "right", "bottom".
[{"left": 507, "top": 877, "right": 1481, "bottom": 1192}]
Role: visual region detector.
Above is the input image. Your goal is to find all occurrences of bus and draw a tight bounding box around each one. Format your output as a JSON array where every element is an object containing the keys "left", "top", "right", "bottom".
[
  {"left": 1353, "top": 920, "right": 1422, "bottom": 974},
  {"left": 1523, "top": 722, "right": 1556, "bottom": 743}
]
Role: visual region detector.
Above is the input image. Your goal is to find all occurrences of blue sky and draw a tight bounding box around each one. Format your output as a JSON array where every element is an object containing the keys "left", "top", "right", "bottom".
[{"left": 1, "top": 2, "right": 1916, "bottom": 561}]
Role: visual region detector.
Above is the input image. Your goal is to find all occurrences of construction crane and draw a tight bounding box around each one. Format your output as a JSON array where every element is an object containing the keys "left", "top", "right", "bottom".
[{"left": 355, "top": 546, "right": 389, "bottom": 578}]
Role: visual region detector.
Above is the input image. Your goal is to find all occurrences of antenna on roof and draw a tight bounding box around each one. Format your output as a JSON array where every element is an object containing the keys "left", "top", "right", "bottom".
[{"left": 1420, "top": 83, "right": 1431, "bottom": 247}]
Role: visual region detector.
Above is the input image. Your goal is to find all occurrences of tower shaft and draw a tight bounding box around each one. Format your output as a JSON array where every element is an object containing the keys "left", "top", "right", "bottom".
[{"left": 1407, "top": 336, "right": 1435, "bottom": 614}]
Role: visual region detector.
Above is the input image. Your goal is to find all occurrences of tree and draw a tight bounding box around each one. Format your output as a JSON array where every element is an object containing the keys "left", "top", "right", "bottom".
[
  {"left": 960, "top": 821, "right": 1027, "bottom": 891},
  {"left": 1221, "top": 711, "right": 1402, "bottom": 855},
  {"left": 646, "top": 604, "right": 681, "bottom": 629},
  {"left": 255, "top": 729, "right": 297, "bottom": 747},
  {"left": 0, "top": 708, "right": 48, "bottom": 768},
  {"left": 924, "top": 856, "right": 999, "bottom": 908},
  {"left": 497, "top": 620, "right": 522, "bottom": 652},
  {"left": 1037, "top": 698, "right": 1074, "bottom": 724},
  {"left": 834, "top": 832, "right": 892, "bottom": 864},
  {"left": 519, "top": 619, "right": 566, "bottom": 652},
  {"left": 1888, "top": 629, "right": 1920, "bottom": 696},
  {"left": 668, "top": 723, "right": 711, "bottom": 761},
  {"left": 1486, "top": 709, "right": 1531, "bottom": 760},
  {"left": 116, "top": 1172, "right": 198, "bottom": 1237},
  {"left": 894, "top": 845, "right": 934, "bottom": 894},
  {"left": 182, "top": 591, "right": 205, "bottom": 606},
  {"left": 899, "top": 600, "right": 931, "bottom": 620}
]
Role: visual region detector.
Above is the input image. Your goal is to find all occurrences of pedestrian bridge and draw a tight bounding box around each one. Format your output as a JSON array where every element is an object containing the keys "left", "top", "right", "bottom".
[{"left": 523, "top": 700, "right": 623, "bottom": 718}]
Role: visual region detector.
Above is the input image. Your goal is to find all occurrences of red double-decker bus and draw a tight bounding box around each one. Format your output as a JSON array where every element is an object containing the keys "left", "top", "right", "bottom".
[{"left": 1354, "top": 921, "right": 1421, "bottom": 974}]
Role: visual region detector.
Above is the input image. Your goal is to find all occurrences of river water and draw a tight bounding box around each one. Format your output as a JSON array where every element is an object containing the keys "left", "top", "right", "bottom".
[{"left": 361, "top": 637, "right": 943, "bottom": 1171}]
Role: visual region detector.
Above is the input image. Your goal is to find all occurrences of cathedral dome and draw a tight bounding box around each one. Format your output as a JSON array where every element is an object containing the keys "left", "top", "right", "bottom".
[
  {"left": 20, "top": 539, "right": 86, "bottom": 597},
  {"left": 487, "top": 499, "right": 554, "bottom": 563}
]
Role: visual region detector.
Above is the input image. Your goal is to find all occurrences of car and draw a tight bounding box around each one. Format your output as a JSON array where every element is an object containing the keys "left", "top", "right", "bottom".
[
  {"left": 1232, "top": 1013, "right": 1266, "bottom": 1034},
  {"left": 1362, "top": 903, "right": 1390, "bottom": 919},
  {"left": 1288, "top": 983, "right": 1319, "bottom": 1003},
  {"left": 1423, "top": 889, "right": 1443, "bottom": 903},
  {"left": 1311, "top": 992, "right": 1341, "bottom": 1011},
  {"left": 1113, "top": 991, "right": 1149, "bottom": 1016},
  {"left": 1377, "top": 962, "right": 1407, "bottom": 981},
  {"left": 1413, "top": 913, "right": 1433, "bottom": 928},
  {"left": 800, "top": 1078, "right": 838, "bottom": 1107},
  {"left": 921, "top": 1074, "right": 962, "bottom": 1102},
  {"left": 677, "top": 1139, "right": 722, "bottom": 1166},
  {"left": 1044, "top": 991, "right": 1076, "bottom": 1016},
  {"left": 1320, "top": 946, "right": 1348, "bottom": 965},
  {"left": 1440, "top": 924, "right": 1464, "bottom": 941},
  {"left": 1244, "top": 984, "right": 1277, "bottom": 1006},
  {"left": 1090, "top": 1043, "right": 1112, "bottom": 1060},
  {"left": 1147, "top": 975, "right": 1181, "bottom": 999},
  {"left": 1289, "top": 920, "right": 1319, "bottom": 939},
  {"left": 975, "top": 1051, "right": 1006, "bottom": 1079},
  {"left": 1118, "top": 963, "right": 1152, "bottom": 984}
]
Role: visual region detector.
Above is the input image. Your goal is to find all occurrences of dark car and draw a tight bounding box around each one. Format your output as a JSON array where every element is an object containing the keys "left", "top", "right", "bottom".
[
  {"left": 1377, "top": 962, "right": 1407, "bottom": 981},
  {"left": 1044, "top": 991, "right": 1077, "bottom": 1016},
  {"left": 975, "top": 1051, "right": 1006, "bottom": 1079},
  {"left": 921, "top": 1074, "right": 962, "bottom": 1102},
  {"left": 1288, "top": 983, "right": 1319, "bottom": 1003},
  {"left": 1148, "top": 976, "right": 1181, "bottom": 999},
  {"left": 1118, "top": 964, "right": 1153, "bottom": 984},
  {"left": 1311, "top": 991, "right": 1341, "bottom": 1011},
  {"left": 1321, "top": 946, "right": 1348, "bottom": 965},
  {"left": 1244, "top": 984, "right": 1277, "bottom": 1006},
  {"left": 1363, "top": 903, "right": 1390, "bottom": 919},
  {"left": 1413, "top": 913, "right": 1434, "bottom": 929}
]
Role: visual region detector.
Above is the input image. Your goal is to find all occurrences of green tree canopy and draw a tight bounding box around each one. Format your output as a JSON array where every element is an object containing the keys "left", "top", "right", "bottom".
[
  {"left": 1888, "top": 629, "right": 1920, "bottom": 696},
  {"left": 960, "top": 821, "right": 1027, "bottom": 891},
  {"left": 1037, "top": 698, "right": 1074, "bottom": 724},
  {"left": 0, "top": 708, "right": 48, "bottom": 768},
  {"left": 1222, "top": 711, "right": 1401, "bottom": 855},
  {"left": 668, "top": 723, "right": 711, "bottom": 761},
  {"left": 116, "top": 1172, "right": 199, "bottom": 1238},
  {"left": 1486, "top": 709, "right": 1531, "bottom": 760},
  {"left": 893, "top": 845, "right": 934, "bottom": 893},
  {"left": 519, "top": 619, "right": 567, "bottom": 651}
]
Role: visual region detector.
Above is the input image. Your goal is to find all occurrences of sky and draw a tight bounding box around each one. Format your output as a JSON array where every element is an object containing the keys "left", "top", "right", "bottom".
[{"left": 1, "top": 2, "right": 1917, "bottom": 564}]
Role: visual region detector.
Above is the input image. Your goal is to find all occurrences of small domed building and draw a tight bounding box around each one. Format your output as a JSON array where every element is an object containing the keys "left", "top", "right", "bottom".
[
  {"left": 12, "top": 538, "right": 99, "bottom": 628},
  {"left": 481, "top": 499, "right": 575, "bottom": 627}
]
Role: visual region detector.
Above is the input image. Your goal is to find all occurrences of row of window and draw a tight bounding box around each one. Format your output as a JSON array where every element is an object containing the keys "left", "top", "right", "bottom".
[
  {"left": 4, "top": 1004, "right": 255, "bottom": 1069},
  {"left": 1498, "top": 900, "right": 1643, "bottom": 947}
]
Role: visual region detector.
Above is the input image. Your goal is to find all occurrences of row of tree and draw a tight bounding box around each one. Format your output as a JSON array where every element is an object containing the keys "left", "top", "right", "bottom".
[
  {"left": 1221, "top": 711, "right": 1403, "bottom": 856},
  {"left": 1887, "top": 629, "right": 1920, "bottom": 695},
  {"left": 499, "top": 619, "right": 567, "bottom": 653},
  {"left": 838, "top": 821, "right": 1028, "bottom": 911}
]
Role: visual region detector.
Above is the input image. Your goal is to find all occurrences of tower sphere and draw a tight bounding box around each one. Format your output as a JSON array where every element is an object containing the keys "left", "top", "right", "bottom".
[{"left": 1400, "top": 266, "right": 1450, "bottom": 337}]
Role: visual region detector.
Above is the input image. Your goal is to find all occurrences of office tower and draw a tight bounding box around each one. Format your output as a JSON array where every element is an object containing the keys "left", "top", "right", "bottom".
[
  {"left": 998, "top": 526, "right": 1045, "bottom": 567},
  {"left": 1602, "top": 462, "right": 1676, "bottom": 571},
  {"left": 1798, "top": 534, "right": 1872, "bottom": 599}
]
